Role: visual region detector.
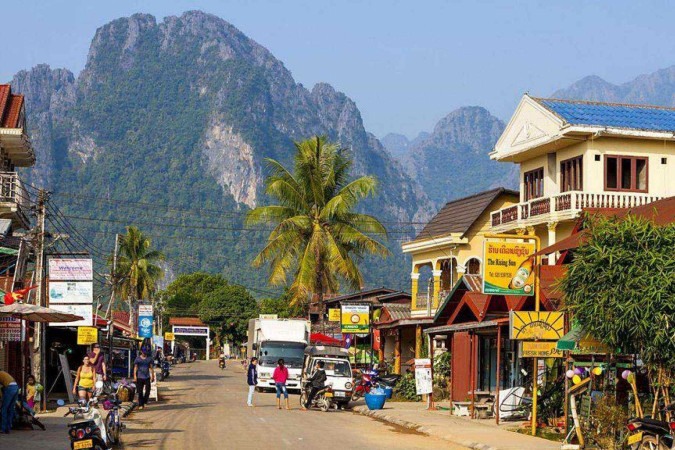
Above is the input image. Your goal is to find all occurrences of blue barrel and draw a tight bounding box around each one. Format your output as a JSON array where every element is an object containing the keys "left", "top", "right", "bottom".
[
  {"left": 384, "top": 386, "right": 393, "bottom": 399},
  {"left": 365, "top": 393, "right": 387, "bottom": 410}
]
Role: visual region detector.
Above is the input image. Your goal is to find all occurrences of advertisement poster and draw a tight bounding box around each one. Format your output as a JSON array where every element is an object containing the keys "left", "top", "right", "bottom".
[
  {"left": 521, "top": 341, "right": 564, "bottom": 358},
  {"left": 48, "top": 258, "right": 93, "bottom": 281},
  {"left": 510, "top": 311, "right": 565, "bottom": 340},
  {"left": 0, "top": 317, "right": 21, "bottom": 341},
  {"left": 138, "top": 315, "right": 154, "bottom": 338},
  {"left": 340, "top": 304, "right": 370, "bottom": 334},
  {"left": 164, "top": 332, "right": 175, "bottom": 341},
  {"left": 49, "top": 304, "right": 92, "bottom": 327},
  {"left": 77, "top": 326, "right": 98, "bottom": 345},
  {"left": 49, "top": 282, "right": 93, "bottom": 304},
  {"left": 483, "top": 241, "right": 536, "bottom": 295},
  {"left": 414, "top": 358, "right": 433, "bottom": 395},
  {"left": 328, "top": 308, "right": 341, "bottom": 322}
]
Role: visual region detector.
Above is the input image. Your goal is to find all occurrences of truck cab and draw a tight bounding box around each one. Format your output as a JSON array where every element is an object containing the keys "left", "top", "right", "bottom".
[{"left": 302, "top": 346, "right": 354, "bottom": 407}]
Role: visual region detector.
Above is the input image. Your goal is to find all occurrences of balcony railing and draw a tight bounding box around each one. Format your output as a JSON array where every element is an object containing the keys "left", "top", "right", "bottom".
[
  {"left": 415, "top": 293, "right": 429, "bottom": 310},
  {"left": 0, "top": 172, "right": 30, "bottom": 215},
  {"left": 491, "top": 191, "right": 664, "bottom": 229}
]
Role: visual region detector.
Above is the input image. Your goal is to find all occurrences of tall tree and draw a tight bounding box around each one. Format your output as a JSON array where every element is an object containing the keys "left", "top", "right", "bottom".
[
  {"left": 247, "top": 136, "right": 389, "bottom": 323},
  {"left": 115, "top": 226, "right": 165, "bottom": 332},
  {"left": 198, "top": 284, "right": 258, "bottom": 345}
]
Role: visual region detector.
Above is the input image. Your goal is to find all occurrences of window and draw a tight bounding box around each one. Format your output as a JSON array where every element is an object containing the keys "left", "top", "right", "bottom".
[
  {"left": 467, "top": 258, "right": 481, "bottom": 275},
  {"left": 604, "top": 156, "right": 648, "bottom": 192},
  {"left": 523, "top": 167, "right": 544, "bottom": 201},
  {"left": 560, "top": 156, "right": 583, "bottom": 192}
]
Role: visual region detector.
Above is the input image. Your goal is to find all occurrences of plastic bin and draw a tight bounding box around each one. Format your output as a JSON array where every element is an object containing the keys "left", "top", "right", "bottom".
[
  {"left": 384, "top": 386, "right": 393, "bottom": 399},
  {"left": 365, "top": 393, "right": 387, "bottom": 410}
]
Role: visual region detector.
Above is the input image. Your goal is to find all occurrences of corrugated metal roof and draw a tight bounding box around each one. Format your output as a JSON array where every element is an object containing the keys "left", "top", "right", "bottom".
[
  {"left": 415, "top": 188, "right": 518, "bottom": 241},
  {"left": 381, "top": 303, "right": 410, "bottom": 321},
  {"left": 534, "top": 97, "right": 675, "bottom": 132}
]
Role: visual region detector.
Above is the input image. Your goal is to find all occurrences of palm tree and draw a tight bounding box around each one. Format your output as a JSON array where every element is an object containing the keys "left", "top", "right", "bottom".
[
  {"left": 114, "top": 226, "right": 164, "bottom": 333},
  {"left": 247, "top": 136, "right": 389, "bottom": 324}
]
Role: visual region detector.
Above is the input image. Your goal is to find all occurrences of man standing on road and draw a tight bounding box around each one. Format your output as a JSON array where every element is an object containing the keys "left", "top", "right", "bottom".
[
  {"left": 246, "top": 357, "right": 258, "bottom": 407},
  {"left": 134, "top": 350, "right": 155, "bottom": 410},
  {"left": 302, "top": 361, "right": 327, "bottom": 410}
]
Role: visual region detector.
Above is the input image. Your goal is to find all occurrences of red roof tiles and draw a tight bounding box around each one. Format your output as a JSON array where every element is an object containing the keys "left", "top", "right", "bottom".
[
  {"left": 0, "top": 84, "right": 25, "bottom": 128},
  {"left": 169, "top": 317, "right": 207, "bottom": 327}
]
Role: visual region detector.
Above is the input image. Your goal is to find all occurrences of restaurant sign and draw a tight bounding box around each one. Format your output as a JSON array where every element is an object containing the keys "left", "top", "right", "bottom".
[
  {"left": 522, "top": 341, "right": 564, "bottom": 358},
  {"left": 0, "top": 317, "right": 21, "bottom": 341},
  {"left": 483, "top": 241, "right": 536, "bottom": 296},
  {"left": 510, "top": 311, "right": 565, "bottom": 340},
  {"left": 341, "top": 304, "right": 370, "bottom": 334}
]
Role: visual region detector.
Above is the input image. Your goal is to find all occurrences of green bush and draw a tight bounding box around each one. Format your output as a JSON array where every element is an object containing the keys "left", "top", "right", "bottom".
[{"left": 393, "top": 373, "right": 421, "bottom": 402}]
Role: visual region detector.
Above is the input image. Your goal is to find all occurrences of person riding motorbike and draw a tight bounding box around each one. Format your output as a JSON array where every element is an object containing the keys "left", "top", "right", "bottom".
[{"left": 302, "top": 360, "right": 327, "bottom": 411}]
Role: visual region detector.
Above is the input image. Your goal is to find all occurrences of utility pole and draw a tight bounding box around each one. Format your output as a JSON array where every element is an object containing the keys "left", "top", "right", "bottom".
[
  {"left": 32, "top": 189, "right": 48, "bottom": 407},
  {"left": 106, "top": 233, "right": 119, "bottom": 368}
]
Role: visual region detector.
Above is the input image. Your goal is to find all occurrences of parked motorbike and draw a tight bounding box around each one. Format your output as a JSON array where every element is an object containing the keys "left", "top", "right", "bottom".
[
  {"left": 351, "top": 371, "right": 376, "bottom": 401},
  {"left": 300, "top": 381, "right": 335, "bottom": 412},
  {"left": 62, "top": 398, "right": 111, "bottom": 449},
  {"left": 626, "top": 402, "right": 675, "bottom": 449},
  {"left": 219, "top": 357, "right": 226, "bottom": 370},
  {"left": 156, "top": 359, "right": 170, "bottom": 381}
]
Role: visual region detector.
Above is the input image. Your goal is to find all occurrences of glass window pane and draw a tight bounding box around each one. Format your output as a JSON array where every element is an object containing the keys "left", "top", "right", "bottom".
[
  {"left": 636, "top": 159, "right": 647, "bottom": 190},
  {"left": 621, "top": 158, "right": 632, "bottom": 189},
  {"left": 606, "top": 157, "right": 618, "bottom": 189}
]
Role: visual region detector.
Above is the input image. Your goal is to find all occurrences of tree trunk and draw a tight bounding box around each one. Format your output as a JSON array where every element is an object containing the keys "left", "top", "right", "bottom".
[{"left": 128, "top": 296, "right": 137, "bottom": 335}]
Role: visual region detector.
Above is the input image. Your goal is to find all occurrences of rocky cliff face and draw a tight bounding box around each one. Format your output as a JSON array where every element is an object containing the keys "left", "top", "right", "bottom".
[
  {"left": 383, "top": 107, "right": 517, "bottom": 207},
  {"left": 553, "top": 66, "right": 675, "bottom": 106},
  {"left": 11, "top": 11, "right": 433, "bottom": 290}
]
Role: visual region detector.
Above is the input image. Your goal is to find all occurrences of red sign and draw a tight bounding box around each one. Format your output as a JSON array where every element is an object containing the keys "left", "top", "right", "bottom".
[{"left": 373, "top": 329, "right": 381, "bottom": 351}]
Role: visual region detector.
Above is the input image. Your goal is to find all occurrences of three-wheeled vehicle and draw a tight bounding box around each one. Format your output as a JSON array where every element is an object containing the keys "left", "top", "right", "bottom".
[{"left": 302, "top": 345, "right": 354, "bottom": 409}]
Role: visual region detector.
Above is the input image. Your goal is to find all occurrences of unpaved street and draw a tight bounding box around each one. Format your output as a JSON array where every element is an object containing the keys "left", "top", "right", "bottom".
[{"left": 121, "top": 360, "right": 466, "bottom": 449}]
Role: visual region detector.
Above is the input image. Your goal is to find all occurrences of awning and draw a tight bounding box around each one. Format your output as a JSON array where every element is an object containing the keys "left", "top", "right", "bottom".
[
  {"left": 556, "top": 325, "right": 611, "bottom": 354},
  {"left": 425, "top": 317, "right": 509, "bottom": 335},
  {"left": 556, "top": 325, "right": 586, "bottom": 351},
  {"left": 534, "top": 232, "right": 587, "bottom": 256}
]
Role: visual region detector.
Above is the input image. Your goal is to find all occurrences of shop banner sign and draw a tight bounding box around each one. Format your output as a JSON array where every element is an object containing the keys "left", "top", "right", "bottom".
[
  {"left": 328, "top": 308, "right": 341, "bottom": 322},
  {"left": 522, "top": 341, "right": 563, "bottom": 358},
  {"left": 49, "top": 304, "right": 93, "bottom": 327},
  {"left": 341, "top": 304, "right": 370, "bottom": 333},
  {"left": 48, "top": 258, "right": 93, "bottom": 281},
  {"left": 483, "top": 241, "right": 536, "bottom": 295},
  {"left": 414, "top": 358, "right": 433, "bottom": 395},
  {"left": 138, "top": 304, "right": 153, "bottom": 316},
  {"left": 77, "top": 326, "right": 98, "bottom": 345},
  {"left": 172, "top": 326, "right": 209, "bottom": 336},
  {"left": 0, "top": 316, "right": 21, "bottom": 341},
  {"left": 510, "top": 311, "right": 565, "bottom": 340},
  {"left": 164, "top": 332, "right": 175, "bottom": 341},
  {"left": 49, "top": 282, "right": 93, "bottom": 304},
  {"left": 138, "top": 315, "right": 154, "bottom": 338},
  {"left": 154, "top": 335, "right": 164, "bottom": 349}
]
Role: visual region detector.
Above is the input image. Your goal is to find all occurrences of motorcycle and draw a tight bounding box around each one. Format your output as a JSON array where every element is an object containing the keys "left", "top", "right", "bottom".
[
  {"left": 626, "top": 402, "right": 675, "bottom": 449},
  {"left": 219, "top": 357, "right": 226, "bottom": 370},
  {"left": 62, "top": 396, "right": 111, "bottom": 449},
  {"left": 156, "top": 359, "right": 170, "bottom": 381},
  {"left": 300, "top": 381, "right": 335, "bottom": 412},
  {"left": 351, "top": 370, "right": 376, "bottom": 401}
]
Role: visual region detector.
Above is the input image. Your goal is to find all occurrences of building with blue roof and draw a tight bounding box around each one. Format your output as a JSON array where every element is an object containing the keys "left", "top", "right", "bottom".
[{"left": 489, "top": 94, "right": 673, "bottom": 262}]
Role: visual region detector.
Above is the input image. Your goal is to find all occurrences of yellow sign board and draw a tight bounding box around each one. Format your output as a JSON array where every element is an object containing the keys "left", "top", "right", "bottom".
[
  {"left": 164, "top": 332, "right": 175, "bottom": 341},
  {"left": 572, "top": 336, "right": 611, "bottom": 355},
  {"left": 328, "top": 308, "right": 341, "bottom": 322},
  {"left": 341, "top": 304, "right": 369, "bottom": 333},
  {"left": 522, "top": 341, "right": 564, "bottom": 358},
  {"left": 510, "top": 311, "right": 565, "bottom": 340},
  {"left": 77, "top": 326, "right": 98, "bottom": 345},
  {"left": 483, "top": 241, "right": 536, "bottom": 295}
]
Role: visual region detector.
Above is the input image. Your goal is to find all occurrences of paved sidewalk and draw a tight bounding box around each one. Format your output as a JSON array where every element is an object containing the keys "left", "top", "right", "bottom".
[{"left": 353, "top": 402, "right": 561, "bottom": 450}]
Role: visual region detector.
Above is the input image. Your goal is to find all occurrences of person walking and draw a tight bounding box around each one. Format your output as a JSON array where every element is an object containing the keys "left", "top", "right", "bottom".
[
  {"left": 303, "top": 360, "right": 327, "bottom": 411},
  {"left": 134, "top": 350, "right": 155, "bottom": 410},
  {"left": 272, "top": 359, "right": 291, "bottom": 410},
  {"left": 72, "top": 355, "right": 96, "bottom": 401},
  {"left": 87, "top": 343, "right": 107, "bottom": 395},
  {"left": 246, "top": 357, "right": 258, "bottom": 407},
  {"left": 0, "top": 371, "right": 19, "bottom": 434}
]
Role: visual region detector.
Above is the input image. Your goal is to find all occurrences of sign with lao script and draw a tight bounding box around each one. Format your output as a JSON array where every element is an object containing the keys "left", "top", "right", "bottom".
[
  {"left": 341, "top": 304, "right": 369, "bottom": 334},
  {"left": 522, "top": 341, "right": 564, "bottom": 358},
  {"left": 510, "top": 311, "right": 565, "bottom": 340},
  {"left": 483, "top": 241, "right": 536, "bottom": 295},
  {"left": 328, "top": 308, "right": 341, "bottom": 322},
  {"left": 77, "top": 326, "right": 98, "bottom": 345},
  {"left": 414, "top": 358, "right": 433, "bottom": 395}
]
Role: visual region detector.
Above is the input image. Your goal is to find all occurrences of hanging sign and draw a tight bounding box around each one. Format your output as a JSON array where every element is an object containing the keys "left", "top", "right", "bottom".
[
  {"left": 0, "top": 317, "right": 21, "bottom": 341},
  {"left": 414, "top": 358, "right": 433, "bottom": 395},
  {"left": 341, "top": 304, "right": 370, "bottom": 333},
  {"left": 48, "top": 258, "right": 93, "bottom": 281},
  {"left": 522, "top": 341, "right": 564, "bottom": 358},
  {"left": 510, "top": 311, "right": 565, "bottom": 340},
  {"left": 328, "top": 308, "right": 341, "bottom": 322},
  {"left": 77, "top": 326, "right": 99, "bottom": 345},
  {"left": 164, "top": 332, "right": 175, "bottom": 341},
  {"left": 138, "top": 315, "right": 154, "bottom": 338},
  {"left": 49, "top": 304, "right": 92, "bottom": 327},
  {"left": 483, "top": 241, "right": 536, "bottom": 295}
]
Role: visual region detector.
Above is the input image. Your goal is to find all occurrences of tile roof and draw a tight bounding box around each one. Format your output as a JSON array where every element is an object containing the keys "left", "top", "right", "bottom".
[
  {"left": 415, "top": 188, "right": 518, "bottom": 240},
  {"left": 0, "top": 85, "right": 10, "bottom": 119},
  {"left": 0, "top": 84, "right": 25, "bottom": 128},
  {"left": 380, "top": 303, "right": 411, "bottom": 321},
  {"left": 533, "top": 97, "right": 675, "bottom": 132},
  {"left": 323, "top": 287, "right": 398, "bottom": 305}
]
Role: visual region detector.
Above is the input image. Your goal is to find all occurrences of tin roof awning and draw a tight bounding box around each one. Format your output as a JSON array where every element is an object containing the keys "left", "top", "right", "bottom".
[
  {"left": 425, "top": 317, "right": 509, "bottom": 335},
  {"left": 556, "top": 324, "right": 612, "bottom": 354}
]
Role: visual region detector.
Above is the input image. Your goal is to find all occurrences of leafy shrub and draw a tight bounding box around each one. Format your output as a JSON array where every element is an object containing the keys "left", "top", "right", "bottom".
[{"left": 393, "top": 373, "right": 421, "bottom": 402}]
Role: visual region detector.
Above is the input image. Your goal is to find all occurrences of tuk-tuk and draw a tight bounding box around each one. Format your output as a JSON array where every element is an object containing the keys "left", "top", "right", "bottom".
[{"left": 302, "top": 345, "right": 354, "bottom": 408}]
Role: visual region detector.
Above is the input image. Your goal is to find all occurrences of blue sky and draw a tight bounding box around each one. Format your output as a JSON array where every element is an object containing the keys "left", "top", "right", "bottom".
[{"left": 3, "top": 0, "right": 675, "bottom": 137}]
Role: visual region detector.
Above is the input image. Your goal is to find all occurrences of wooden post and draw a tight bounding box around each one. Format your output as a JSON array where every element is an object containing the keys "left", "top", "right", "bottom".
[
  {"left": 378, "top": 330, "right": 385, "bottom": 367},
  {"left": 470, "top": 332, "right": 475, "bottom": 419},
  {"left": 449, "top": 333, "right": 454, "bottom": 415},
  {"left": 394, "top": 329, "right": 401, "bottom": 375},
  {"left": 415, "top": 325, "right": 422, "bottom": 358},
  {"left": 428, "top": 332, "right": 435, "bottom": 410},
  {"left": 495, "top": 324, "right": 502, "bottom": 425}
]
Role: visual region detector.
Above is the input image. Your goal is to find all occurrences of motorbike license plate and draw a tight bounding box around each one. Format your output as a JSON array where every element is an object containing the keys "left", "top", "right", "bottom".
[
  {"left": 324, "top": 392, "right": 333, "bottom": 398},
  {"left": 74, "top": 439, "right": 93, "bottom": 449},
  {"left": 334, "top": 391, "right": 345, "bottom": 397},
  {"left": 627, "top": 432, "right": 643, "bottom": 445}
]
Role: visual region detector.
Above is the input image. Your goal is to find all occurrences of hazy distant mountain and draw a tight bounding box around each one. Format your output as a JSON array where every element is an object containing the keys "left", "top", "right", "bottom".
[
  {"left": 381, "top": 131, "right": 431, "bottom": 159},
  {"left": 553, "top": 66, "right": 675, "bottom": 105}
]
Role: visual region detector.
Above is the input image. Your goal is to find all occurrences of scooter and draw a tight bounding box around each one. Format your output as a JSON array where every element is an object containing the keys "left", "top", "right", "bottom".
[
  {"left": 156, "top": 359, "right": 170, "bottom": 381},
  {"left": 351, "top": 371, "right": 376, "bottom": 401},
  {"left": 219, "top": 357, "right": 226, "bottom": 370},
  {"left": 61, "top": 381, "right": 114, "bottom": 450},
  {"left": 300, "top": 381, "right": 335, "bottom": 412},
  {"left": 626, "top": 402, "right": 675, "bottom": 449}
]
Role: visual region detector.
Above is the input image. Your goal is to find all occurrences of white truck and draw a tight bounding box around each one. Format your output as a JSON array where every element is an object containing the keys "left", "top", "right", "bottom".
[{"left": 248, "top": 318, "right": 310, "bottom": 392}]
